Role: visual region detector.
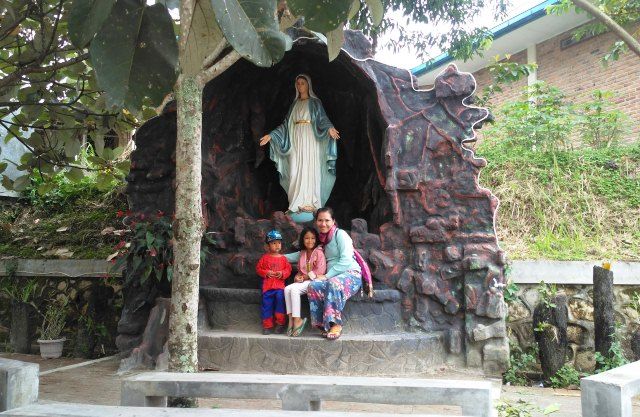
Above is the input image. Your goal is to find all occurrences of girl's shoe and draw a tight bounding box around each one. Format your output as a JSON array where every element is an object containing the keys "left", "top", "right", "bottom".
[
  {"left": 287, "top": 326, "right": 294, "bottom": 336},
  {"left": 291, "top": 318, "right": 308, "bottom": 337}
]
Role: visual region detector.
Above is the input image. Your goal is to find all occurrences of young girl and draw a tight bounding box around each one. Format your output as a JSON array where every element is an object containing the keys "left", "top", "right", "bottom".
[{"left": 284, "top": 227, "right": 326, "bottom": 337}]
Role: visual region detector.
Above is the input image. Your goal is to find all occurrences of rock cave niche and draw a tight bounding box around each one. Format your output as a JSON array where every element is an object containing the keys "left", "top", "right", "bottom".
[{"left": 124, "top": 30, "right": 509, "bottom": 373}]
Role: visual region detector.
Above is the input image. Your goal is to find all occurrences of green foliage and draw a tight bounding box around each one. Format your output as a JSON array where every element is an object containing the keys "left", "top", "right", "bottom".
[
  {"left": 87, "top": 0, "right": 178, "bottom": 109},
  {"left": 68, "top": 0, "right": 117, "bottom": 48},
  {"left": 25, "top": 146, "right": 125, "bottom": 209},
  {"left": 547, "top": 0, "right": 640, "bottom": 64},
  {"left": 111, "top": 213, "right": 175, "bottom": 286},
  {"left": 476, "top": 55, "right": 537, "bottom": 107},
  {"left": 503, "top": 341, "right": 538, "bottom": 386},
  {"left": 0, "top": 0, "right": 147, "bottom": 191},
  {"left": 288, "top": 0, "right": 352, "bottom": 32},
  {"left": 0, "top": 186, "right": 127, "bottom": 260},
  {"left": 0, "top": 260, "right": 39, "bottom": 303},
  {"left": 478, "top": 84, "right": 639, "bottom": 260},
  {"left": 360, "top": 1, "right": 509, "bottom": 62},
  {"left": 111, "top": 212, "right": 216, "bottom": 287},
  {"left": 537, "top": 281, "right": 558, "bottom": 309},
  {"left": 212, "top": 0, "right": 291, "bottom": 67},
  {"left": 496, "top": 400, "right": 559, "bottom": 417},
  {"left": 39, "top": 300, "right": 67, "bottom": 340},
  {"left": 503, "top": 280, "right": 520, "bottom": 303},
  {"left": 577, "top": 90, "right": 628, "bottom": 149},
  {"left": 627, "top": 292, "right": 640, "bottom": 314},
  {"left": 549, "top": 364, "right": 584, "bottom": 388},
  {"left": 487, "top": 82, "right": 574, "bottom": 152},
  {"left": 595, "top": 330, "right": 630, "bottom": 372}
]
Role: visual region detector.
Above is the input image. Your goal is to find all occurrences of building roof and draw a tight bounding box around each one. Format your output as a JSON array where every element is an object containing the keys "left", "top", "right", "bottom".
[{"left": 412, "top": 0, "right": 591, "bottom": 85}]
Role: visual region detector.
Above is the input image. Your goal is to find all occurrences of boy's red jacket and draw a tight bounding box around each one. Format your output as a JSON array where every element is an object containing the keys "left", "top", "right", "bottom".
[{"left": 256, "top": 254, "right": 291, "bottom": 292}]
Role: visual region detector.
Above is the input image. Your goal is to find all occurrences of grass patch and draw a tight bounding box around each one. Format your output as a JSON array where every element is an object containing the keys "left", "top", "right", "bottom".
[
  {"left": 0, "top": 175, "right": 127, "bottom": 260},
  {"left": 477, "top": 142, "right": 640, "bottom": 260}
]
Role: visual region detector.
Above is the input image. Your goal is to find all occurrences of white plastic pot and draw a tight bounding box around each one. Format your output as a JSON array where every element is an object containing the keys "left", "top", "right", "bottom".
[{"left": 37, "top": 338, "right": 66, "bottom": 359}]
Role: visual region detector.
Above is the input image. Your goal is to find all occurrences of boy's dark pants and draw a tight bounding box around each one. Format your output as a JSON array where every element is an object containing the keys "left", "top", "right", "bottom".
[{"left": 261, "top": 289, "right": 286, "bottom": 328}]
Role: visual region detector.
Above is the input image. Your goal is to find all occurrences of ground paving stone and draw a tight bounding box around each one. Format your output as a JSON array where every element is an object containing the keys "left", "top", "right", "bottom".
[{"left": 2, "top": 353, "right": 640, "bottom": 416}]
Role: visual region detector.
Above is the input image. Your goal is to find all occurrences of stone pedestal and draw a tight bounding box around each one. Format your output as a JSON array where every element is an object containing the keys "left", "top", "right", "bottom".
[{"left": 0, "top": 358, "right": 38, "bottom": 412}]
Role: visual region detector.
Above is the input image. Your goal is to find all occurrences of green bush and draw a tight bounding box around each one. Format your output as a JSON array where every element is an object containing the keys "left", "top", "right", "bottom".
[
  {"left": 549, "top": 364, "right": 583, "bottom": 388},
  {"left": 503, "top": 341, "right": 538, "bottom": 386}
]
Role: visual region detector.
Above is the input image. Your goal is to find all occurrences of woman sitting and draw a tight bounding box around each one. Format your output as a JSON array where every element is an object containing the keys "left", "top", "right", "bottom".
[{"left": 286, "top": 206, "right": 361, "bottom": 340}]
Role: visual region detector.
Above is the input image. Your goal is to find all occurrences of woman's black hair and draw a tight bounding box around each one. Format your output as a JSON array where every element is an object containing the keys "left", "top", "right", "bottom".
[
  {"left": 298, "top": 227, "right": 320, "bottom": 250},
  {"left": 314, "top": 206, "right": 334, "bottom": 220}
]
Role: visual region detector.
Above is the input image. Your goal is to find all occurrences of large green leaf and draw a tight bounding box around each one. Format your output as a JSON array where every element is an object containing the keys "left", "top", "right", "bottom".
[
  {"left": 182, "top": 0, "right": 224, "bottom": 76},
  {"left": 89, "top": 0, "right": 178, "bottom": 110},
  {"left": 210, "top": 0, "right": 291, "bottom": 67},
  {"left": 68, "top": 0, "right": 117, "bottom": 48},
  {"left": 287, "top": 0, "right": 352, "bottom": 33},
  {"left": 326, "top": 25, "right": 344, "bottom": 61}
]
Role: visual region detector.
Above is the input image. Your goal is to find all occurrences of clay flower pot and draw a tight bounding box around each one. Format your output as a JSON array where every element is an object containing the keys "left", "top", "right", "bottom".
[{"left": 37, "top": 338, "right": 66, "bottom": 359}]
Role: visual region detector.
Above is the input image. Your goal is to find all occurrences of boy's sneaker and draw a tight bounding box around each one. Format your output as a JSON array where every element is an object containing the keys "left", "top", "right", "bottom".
[
  {"left": 262, "top": 327, "right": 273, "bottom": 335},
  {"left": 275, "top": 325, "right": 286, "bottom": 334}
]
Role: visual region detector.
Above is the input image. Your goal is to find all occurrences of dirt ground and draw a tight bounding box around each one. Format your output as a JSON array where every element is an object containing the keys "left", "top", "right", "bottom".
[{"left": 2, "top": 353, "right": 639, "bottom": 416}]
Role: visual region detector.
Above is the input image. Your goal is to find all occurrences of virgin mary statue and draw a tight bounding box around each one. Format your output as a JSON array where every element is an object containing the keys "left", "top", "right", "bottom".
[{"left": 260, "top": 74, "right": 340, "bottom": 221}]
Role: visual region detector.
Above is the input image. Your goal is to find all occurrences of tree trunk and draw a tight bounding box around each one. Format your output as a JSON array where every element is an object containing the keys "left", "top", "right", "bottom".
[
  {"left": 593, "top": 265, "right": 615, "bottom": 360},
  {"left": 533, "top": 293, "right": 568, "bottom": 382},
  {"left": 168, "top": 74, "right": 202, "bottom": 376},
  {"left": 166, "top": 74, "right": 202, "bottom": 408}
]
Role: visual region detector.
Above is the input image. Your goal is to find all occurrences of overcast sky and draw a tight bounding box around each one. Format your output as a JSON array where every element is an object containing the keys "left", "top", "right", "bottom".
[{"left": 374, "top": 0, "right": 545, "bottom": 70}]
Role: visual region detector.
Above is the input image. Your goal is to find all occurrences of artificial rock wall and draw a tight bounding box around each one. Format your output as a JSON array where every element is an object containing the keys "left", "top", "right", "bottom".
[{"left": 125, "top": 30, "right": 508, "bottom": 373}]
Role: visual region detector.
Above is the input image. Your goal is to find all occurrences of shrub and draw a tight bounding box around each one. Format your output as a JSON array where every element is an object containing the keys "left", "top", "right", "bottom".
[
  {"left": 549, "top": 364, "right": 583, "bottom": 388},
  {"left": 577, "top": 90, "right": 628, "bottom": 149},
  {"left": 504, "top": 341, "right": 538, "bottom": 386}
]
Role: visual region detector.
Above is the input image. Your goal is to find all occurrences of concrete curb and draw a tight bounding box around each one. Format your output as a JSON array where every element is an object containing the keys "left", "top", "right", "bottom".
[
  {"left": 510, "top": 260, "right": 640, "bottom": 285},
  {"left": 0, "top": 260, "right": 120, "bottom": 278}
]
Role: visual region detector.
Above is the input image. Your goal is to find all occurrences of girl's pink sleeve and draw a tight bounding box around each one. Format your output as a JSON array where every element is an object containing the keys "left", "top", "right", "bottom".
[{"left": 313, "top": 250, "right": 327, "bottom": 275}]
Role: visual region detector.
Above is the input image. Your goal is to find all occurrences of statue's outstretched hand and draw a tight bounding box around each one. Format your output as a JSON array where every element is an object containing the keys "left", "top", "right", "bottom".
[
  {"left": 259, "top": 134, "right": 271, "bottom": 146},
  {"left": 329, "top": 127, "right": 340, "bottom": 140}
]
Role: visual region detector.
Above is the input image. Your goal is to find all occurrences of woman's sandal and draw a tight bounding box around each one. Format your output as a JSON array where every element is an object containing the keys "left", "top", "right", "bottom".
[
  {"left": 326, "top": 325, "right": 342, "bottom": 340},
  {"left": 291, "top": 318, "right": 308, "bottom": 337},
  {"left": 287, "top": 326, "right": 294, "bottom": 337}
]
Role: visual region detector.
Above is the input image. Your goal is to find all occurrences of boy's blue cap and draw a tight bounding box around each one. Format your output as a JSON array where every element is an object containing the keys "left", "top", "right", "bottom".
[{"left": 265, "top": 229, "right": 283, "bottom": 243}]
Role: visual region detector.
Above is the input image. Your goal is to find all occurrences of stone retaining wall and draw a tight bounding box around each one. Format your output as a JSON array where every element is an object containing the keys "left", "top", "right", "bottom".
[
  {"left": 0, "top": 260, "right": 122, "bottom": 357},
  {"left": 506, "top": 261, "right": 640, "bottom": 372}
]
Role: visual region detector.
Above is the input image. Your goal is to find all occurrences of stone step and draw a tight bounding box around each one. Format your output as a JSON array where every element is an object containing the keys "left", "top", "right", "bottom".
[
  {"left": 200, "top": 287, "right": 404, "bottom": 335},
  {"left": 198, "top": 330, "right": 446, "bottom": 377}
]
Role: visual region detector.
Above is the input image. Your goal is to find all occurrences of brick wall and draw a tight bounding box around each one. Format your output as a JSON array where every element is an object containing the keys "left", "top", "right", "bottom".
[
  {"left": 472, "top": 24, "right": 640, "bottom": 141},
  {"left": 473, "top": 50, "right": 528, "bottom": 110}
]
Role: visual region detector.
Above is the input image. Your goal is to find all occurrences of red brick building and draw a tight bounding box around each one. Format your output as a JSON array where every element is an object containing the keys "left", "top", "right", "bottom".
[{"left": 413, "top": 0, "right": 640, "bottom": 140}]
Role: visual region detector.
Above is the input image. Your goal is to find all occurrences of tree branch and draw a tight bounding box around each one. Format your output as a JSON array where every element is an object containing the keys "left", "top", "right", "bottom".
[
  {"left": 201, "top": 38, "right": 229, "bottom": 70},
  {"left": 0, "top": 53, "right": 89, "bottom": 90},
  {"left": 179, "top": 0, "right": 197, "bottom": 54},
  {"left": 196, "top": 50, "right": 241, "bottom": 86},
  {"left": 571, "top": 0, "right": 640, "bottom": 58}
]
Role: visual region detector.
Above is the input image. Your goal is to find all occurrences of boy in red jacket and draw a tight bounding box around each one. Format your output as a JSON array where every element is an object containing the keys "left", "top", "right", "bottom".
[{"left": 256, "top": 230, "right": 291, "bottom": 334}]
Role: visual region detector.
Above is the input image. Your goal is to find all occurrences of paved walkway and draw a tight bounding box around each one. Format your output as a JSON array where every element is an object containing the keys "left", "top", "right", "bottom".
[{"left": 2, "top": 353, "right": 640, "bottom": 416}]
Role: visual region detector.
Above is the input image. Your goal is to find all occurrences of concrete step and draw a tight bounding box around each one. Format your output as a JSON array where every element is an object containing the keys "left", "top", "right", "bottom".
[
  {"left": 200, "top": 287, "right": 404, "bottom": 335},
  {"left": 1, "top": 403, "right": 472, "bottom": 417},
  {"left": 198, "top": 330, "right": 446, "bottom": 377}
]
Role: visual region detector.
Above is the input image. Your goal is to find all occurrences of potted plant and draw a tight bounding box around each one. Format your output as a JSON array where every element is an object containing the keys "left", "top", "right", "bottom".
[{"left": 37, "top": 301, "right": 67, "bottom": 359}]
